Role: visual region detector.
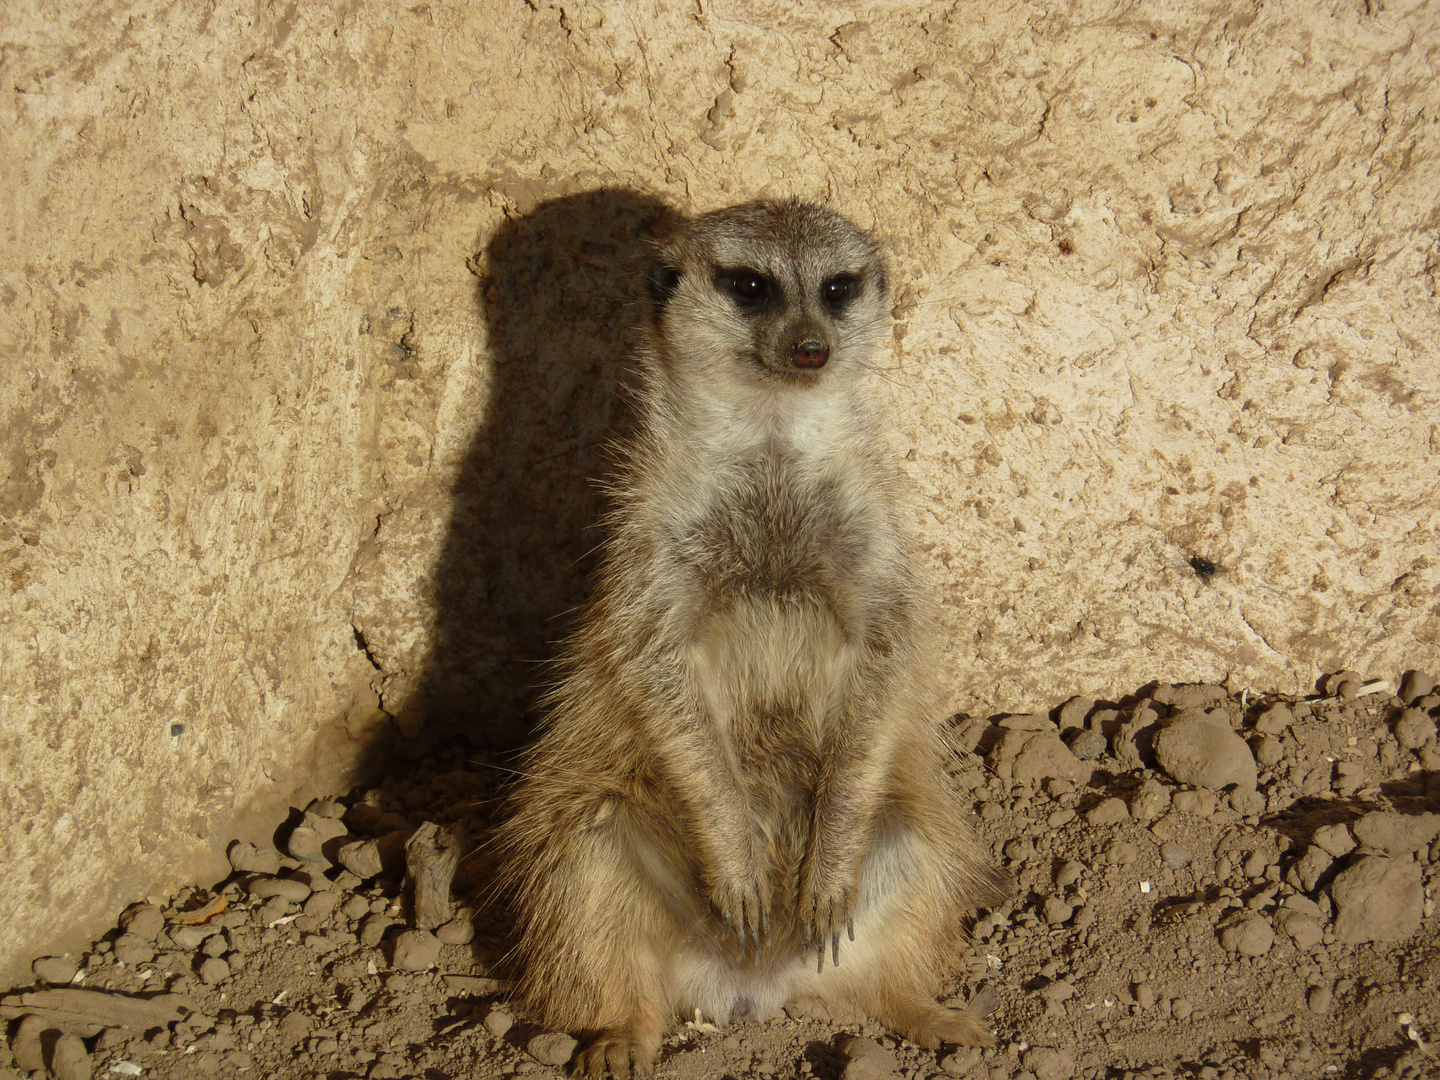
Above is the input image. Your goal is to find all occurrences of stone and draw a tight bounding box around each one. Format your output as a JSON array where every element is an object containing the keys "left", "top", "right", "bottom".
[
  {"left": 1171, "top": 789, "right": 1216, "bottom": 817},
  {"left": 197, "top": 957, "right": 231, "bottom": 985},
  {"left": 1065, "top": 728, "right": 1107, "bottom": 761},
  {"left": 1399, "top": 671, "right": 1436, "bottom": 706},
  {"left": 1128, "top": 779, "right": 1170, "bottom": 822},
  {"left": 435, "top": 917, "right": 475, "bottom": 945},
  {"left": 1160, "top": 843, "right": 1190, "bottom": 869},
  {"left": 11, "top": 1015, "right": 47, "bottom": 1072},
  {"left": 391, "top": 929, "right": 442, "bottom": 970},
  {"left": 1350, "top": 811, "right": 1440, "bottom": 856},
  {"left": 118, "top": 903, "right": 166, "bottom": 942},
  {"left": 1253, "top": 704, "right": 1293, "bottom": 735},
  {"left": 1307, "top": 985, "right": 1333, "bottom": 1013},
  {"left": 303, "top": 890, "right": 342, "bottom": 921},
  {"left": 246, "top": 876, "right": 311, "bottom": 903},
  {"left": 484, "top": 1008, "right": 515, "bottom": 1039},
  {"left": 1228, "top": 788, "right": 1266, "bottom": 816},
  {"left": 1023, "top": 1047, "right": 1076, "bottom": 1080},
  {"left": 1042, "top": 897, "right": 1074, "bottom": 925},
  {"left": 1057, "top": 697, "right": 1095, "bottom": 730},
  {"left": 1394, "top": 708, "right": 1437, "bottom": 749},
  {"left": 359, "top": 913, "right": 393, "bottom": 948},
  {"left": 1312, "top": 823, "right": 1356, "bottom": 858},
  {"left": 285, "top": 824, "right": 328, "bottom": 864},
  {"left": 50, "top": 1033, "right": 92, "bottom": 1080},
  {"left": 1293, "top": 846, "right": 1334, "bottom": 892},
  {"left": 1218, "top": 916, "right": 1273, "bottom": 956},
  {"left": 1085, "top": 797, "right": 1128, "bottom": 826},
  {"left": 1331, "top": 856, "right": 1424, "bottom": 943},
  {"left": 527, "top": 1032, "right": 579, "bottom": 1068},
  {"left": 111, "top": 935, "right": 155, "bottom": 965},
  {"left": 939, "top": 1048, "right": 983, "bottom": 1076},
  {"left": 988, "top": 729, "right": 1093, "bottom": 787},
  {"left": 1153, "top": 713, "right": 1257, "bottom": 791},
  {"left": 226, "top": 841, "right": 282, "bottom": 876},
  {"left": 32, "top": 955, "right": 78, "bottom": 984},
  {"left": 1277, "top": 910, "right": 1323, "bottom": 949},
  {"left": 1253, "top": 735, "right": 1285, "bottom": 767},
  {"left": 841, "top": 1037, "right": 900, "bottom": 1080}
]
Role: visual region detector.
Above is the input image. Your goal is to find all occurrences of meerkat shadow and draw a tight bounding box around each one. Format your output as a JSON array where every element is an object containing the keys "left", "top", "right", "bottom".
[{"left": 406, "top": 188, "right": 682, "bottom": 758}]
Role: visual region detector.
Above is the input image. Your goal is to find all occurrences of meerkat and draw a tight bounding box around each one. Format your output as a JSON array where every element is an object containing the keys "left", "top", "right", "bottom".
[{"left": 496, "top": 200, "right": 1010, "bottom": 1078}]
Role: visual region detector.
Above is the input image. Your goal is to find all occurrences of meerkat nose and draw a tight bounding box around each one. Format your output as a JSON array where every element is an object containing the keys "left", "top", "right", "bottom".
[{"left": 792, "top": 340, "right": 830, "bottom": 369}]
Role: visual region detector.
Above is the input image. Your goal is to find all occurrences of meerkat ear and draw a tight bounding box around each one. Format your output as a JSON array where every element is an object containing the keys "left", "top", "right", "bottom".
[{"left": 646, "top": 262, "right": 681, "bottom": 313}]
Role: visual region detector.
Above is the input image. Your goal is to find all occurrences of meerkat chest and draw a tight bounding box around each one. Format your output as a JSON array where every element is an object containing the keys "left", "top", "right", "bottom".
[{"left": 678, "top": 451, "right": 877, "bottom": 606}]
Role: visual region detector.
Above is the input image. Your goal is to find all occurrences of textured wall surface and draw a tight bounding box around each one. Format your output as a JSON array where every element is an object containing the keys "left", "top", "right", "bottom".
[{"left": 2, "top": 0, "right": 1437, "bottom": 982}]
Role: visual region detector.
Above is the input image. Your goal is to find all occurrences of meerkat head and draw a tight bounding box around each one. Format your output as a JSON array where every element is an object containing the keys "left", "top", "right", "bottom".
[{"left": 645, "top": 201, "right": 890, "bottom": 390}]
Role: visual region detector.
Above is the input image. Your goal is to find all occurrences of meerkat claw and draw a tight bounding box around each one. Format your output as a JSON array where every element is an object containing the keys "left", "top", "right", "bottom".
[
  {"left": 847, "top": 916, "right": 855, "bottom": 942},
  {"left": 831, "top": 930, "right": 840, "bottom": 967}
]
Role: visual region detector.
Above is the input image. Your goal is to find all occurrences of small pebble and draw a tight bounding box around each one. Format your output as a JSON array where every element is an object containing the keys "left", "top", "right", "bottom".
[
  {"left": 197, "top": 957, "right": 231, "bottom": 985},
  {"left": 51, "top": 1032, "right": 92, "bottom": 1080},
  {"left": 1307, "top": 985, "right": 1333, "bottom": 1013},
  {"left": 248, "top": 876, "right": 311, "bottom": 903},
  {"left": 112, "top": 934, "right": 155, "bottom": 965},
  {"left": 1160, "top": 843, "right": 1190, "bottom": 869},
  {"left": 119, "top": 903, "right": 166, "bottom": 942},
  {"left": 359, "top": 913, "right": 393, "bottom": 948},
  {"left": 32, "top": 955, "right": 78, "bottom": 984},
  {"left": 1398, "top": 670, "right": 1435, "bottom": 706},
  {"left": 1219, "top": 916, "right": 1273, "bottom": 956},
  {"left": 1171, "top": 789, "right": 1216, "bottom": 817},
  {"left": 436, "top": 917, "right": 476, "bottom": 945},
  {"left": 1394, "top": 708, "right": 1437, "bottom": 749},
  {"left": 1106, "top": 841, "right": 1137, "bottom": 866},
  {"left": 528, "top": 1032, "right": 579, "bottom": 1067},
  {"left": 1153, "top": 715, "right": 1257, "bottom": 791},
  {"left": 485, "top": 1008, "right": 516, "bottom": 1038},
  {"left": 1086, "top": 798, "right": 1128, "bottom": 826},
  {"left": 1042, "top": 897, "right": 1074, "bottom": 925},
  {"left": 12, "top": 1014, "right": 47, "bottom": 1072},
  {"left": 1065, "top": 728, "right": 1107, "bottom": 760},
  {"left": 1253, "top": 704, "right": 1293, "bottom": 735},
  {"left": 1313, "top": 823, "right": 1357, "bottom": 858},
  {"left": 1134, "top": 981, "right": 1156, "bottom": 1009},
  {"left": 391, "top": 929, "right": 442, "bottom": 970},
  {"left": 227, "top": 841, "right": 282, "bottom": 876}
]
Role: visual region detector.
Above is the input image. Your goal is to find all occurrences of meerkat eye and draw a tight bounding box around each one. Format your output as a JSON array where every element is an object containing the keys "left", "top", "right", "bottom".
[
  {"left": 821, "top": 273, "right": 860, "bottom": 313},
  {"left": 715, "top": 268, "right": 772, "bottom": 308}
]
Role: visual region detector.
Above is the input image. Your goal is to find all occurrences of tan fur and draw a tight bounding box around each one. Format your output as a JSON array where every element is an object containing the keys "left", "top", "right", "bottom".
[{"left": 496, "top": 201, "right": 1011, "bottom": 1077}]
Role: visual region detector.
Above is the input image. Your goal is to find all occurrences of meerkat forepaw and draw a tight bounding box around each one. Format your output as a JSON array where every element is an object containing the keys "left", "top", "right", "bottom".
[
  {"left": 799, "top": 881, "right": 858, "bottom": 971},
  {"left": 711, "top": 875, "right": 768, "bottom": 957}
]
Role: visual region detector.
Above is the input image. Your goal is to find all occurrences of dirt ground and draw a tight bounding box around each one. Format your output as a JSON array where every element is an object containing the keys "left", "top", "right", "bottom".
[{"left": 4, "top": 675, "right": 1438, "bottom": 1080}]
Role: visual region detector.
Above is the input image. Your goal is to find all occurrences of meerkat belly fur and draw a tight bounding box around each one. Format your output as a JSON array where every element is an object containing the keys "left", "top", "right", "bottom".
[{"left": 497, "top": 200, "right": 1010, "bottom": 1077}]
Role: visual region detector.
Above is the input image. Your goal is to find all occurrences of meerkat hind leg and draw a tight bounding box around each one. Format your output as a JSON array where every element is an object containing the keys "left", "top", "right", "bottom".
[
  {"left": 838, "top": 816, "right": 1000, "bottom": 1050},
  {"left": 520, "top": 810, "right": 681, "bottom": 1079},
  {"left": 575, "top": 1019, "right": 664, "bottom": 1080}
]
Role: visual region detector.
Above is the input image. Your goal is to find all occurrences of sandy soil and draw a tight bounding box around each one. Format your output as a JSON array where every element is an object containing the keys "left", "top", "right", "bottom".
[{"left": 4, "top": 676, "right": 1437, "bottom": 1080}]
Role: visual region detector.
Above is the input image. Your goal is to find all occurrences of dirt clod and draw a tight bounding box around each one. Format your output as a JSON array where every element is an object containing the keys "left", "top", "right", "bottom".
[
  {"left": 1331, "top": 856, "right": 1425, "bottom": 943},
  {"left": 1152, "top": 713, "right": 1258, "bottom": 791}
]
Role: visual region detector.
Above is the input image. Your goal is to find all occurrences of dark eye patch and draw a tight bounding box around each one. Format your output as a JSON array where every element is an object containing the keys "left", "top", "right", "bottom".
[
  {"left": 821, "top": 272, "right": 861, "bottom": 313},
  {"left": 647, "top": 263, "right": 681, "bottom": 312},
  {"left": 715, "top": 267, "right": 773, "bottom": 309}
]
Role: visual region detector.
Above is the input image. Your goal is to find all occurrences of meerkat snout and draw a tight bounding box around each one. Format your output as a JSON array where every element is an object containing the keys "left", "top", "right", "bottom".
[{"left": 791, "top": 339, "right": 829, "bottom": 369}]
